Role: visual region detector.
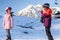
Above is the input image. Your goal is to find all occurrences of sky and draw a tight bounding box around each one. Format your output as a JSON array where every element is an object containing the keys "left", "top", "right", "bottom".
[{"left": 0, "top": 0, "right": 60, "bottom": 40}]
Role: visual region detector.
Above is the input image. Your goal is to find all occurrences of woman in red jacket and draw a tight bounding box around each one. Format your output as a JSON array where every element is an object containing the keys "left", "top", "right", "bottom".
[{"left": 40, "top": 3, "right": 54, "bottom": 40}]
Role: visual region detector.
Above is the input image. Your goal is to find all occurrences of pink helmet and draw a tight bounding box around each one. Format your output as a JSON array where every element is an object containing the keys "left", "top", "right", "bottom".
[{"left": 5, "top": 7, "right": 12, "bottom": 11}]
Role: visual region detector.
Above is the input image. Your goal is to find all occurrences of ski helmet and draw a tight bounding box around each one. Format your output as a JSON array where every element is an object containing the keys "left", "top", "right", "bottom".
[{"left": 43, "top": 3, "right": 50, "bottom": 8}]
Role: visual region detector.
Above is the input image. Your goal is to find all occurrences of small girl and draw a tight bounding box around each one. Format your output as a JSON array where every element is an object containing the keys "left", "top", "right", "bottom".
[{"left": 3, "top": 7, "right": 13, "bottom": 40}]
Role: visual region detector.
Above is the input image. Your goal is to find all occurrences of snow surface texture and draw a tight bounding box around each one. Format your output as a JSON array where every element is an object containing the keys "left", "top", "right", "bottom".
[{"left": 0, "top": 16, "right": 60, "bottom": 40}]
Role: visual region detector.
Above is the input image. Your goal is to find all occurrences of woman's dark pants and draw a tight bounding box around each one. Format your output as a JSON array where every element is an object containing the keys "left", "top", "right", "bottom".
[
  {"left": 45, "top": 26, "right": 54, "bottom": 40},
  {"left": 6, "top": 29, "right": 11, "bottom": 40}
]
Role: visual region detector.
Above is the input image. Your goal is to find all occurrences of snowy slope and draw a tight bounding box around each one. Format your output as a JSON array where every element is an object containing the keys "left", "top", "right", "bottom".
[{"left": 0, "top": 16, "right": 60, "bottom": 40}]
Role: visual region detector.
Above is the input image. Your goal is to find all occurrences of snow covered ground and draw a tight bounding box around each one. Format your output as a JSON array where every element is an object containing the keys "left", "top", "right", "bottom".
[{"left": 0, "top": 16, "right": 60, "bottom": 40}]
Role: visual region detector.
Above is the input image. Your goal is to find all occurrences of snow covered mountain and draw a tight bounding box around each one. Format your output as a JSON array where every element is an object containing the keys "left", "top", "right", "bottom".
[
  {"left": 52, "top": 7, "right": 60, "bottom": 14},
  {"left": 15, "top": 5, "right": 39, "bottom": 18},
  {"left": 15, "top": 4, "right": 60, "bottom": 19}
]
